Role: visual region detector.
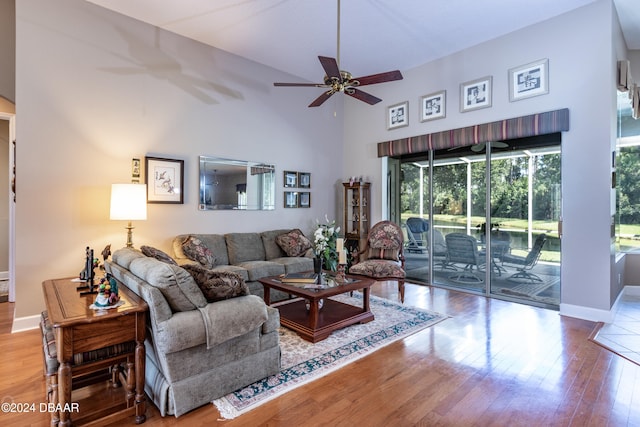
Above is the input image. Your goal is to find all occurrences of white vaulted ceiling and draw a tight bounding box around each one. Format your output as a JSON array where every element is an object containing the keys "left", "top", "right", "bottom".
[{"left": 86, "top": 0, "right": 638, "bottom": 82}]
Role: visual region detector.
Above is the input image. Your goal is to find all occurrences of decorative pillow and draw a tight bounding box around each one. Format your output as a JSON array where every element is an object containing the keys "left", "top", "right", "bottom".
[
  {"left": 181, "top": 235, "right": 216, "bottom": 269},
  {"left": 182, "top": 263, "right": 249, "bottom": 303},
  {"left": 140, "top": 245, "right": 178, "bottom": 265},
  {"left": 275, "top": 229, "right": 312, "bottom": 257}
]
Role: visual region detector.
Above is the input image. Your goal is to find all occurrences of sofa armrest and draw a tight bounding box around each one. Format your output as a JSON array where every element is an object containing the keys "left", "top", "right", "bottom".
[
  {"left": 262, "top": 306, "right": 280, "bottom": 334},
  {"left": 198, "top": 295, "right": 268, "bottom": 349}
]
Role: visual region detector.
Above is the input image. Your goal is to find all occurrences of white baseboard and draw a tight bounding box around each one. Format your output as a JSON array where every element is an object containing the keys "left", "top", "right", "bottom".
[
  {"left": 559, "top": 303, "right": 613, "bottom": 323},
  {"left": 559, "top": 285, "right": 640, "bottom": 323},
  {"left": 623, "top": 285, "right": 640, "bottom": 296},
  {"left": 11, "top": 314, "right": 40, "bottom": 333}
]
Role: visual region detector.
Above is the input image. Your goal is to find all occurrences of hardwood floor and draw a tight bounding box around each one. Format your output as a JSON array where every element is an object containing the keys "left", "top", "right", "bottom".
[{"left": 1, "top": 282, "right": 639, "bottom": 426}]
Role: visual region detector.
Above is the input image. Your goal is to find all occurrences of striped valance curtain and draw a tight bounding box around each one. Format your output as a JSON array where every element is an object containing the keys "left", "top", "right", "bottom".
[{"left": 377, "top": 108, "right": 569, "bottom": 157}]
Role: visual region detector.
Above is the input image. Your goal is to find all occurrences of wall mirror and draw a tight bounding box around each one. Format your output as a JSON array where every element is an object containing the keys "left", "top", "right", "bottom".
[{"left": 199, "top": 156, "right": 276, "bottom": 210}]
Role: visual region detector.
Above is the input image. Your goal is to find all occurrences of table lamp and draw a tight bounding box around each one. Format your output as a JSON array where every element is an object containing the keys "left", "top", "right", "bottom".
[{"left": 110, "top": 183, "right": 147, "bottom": 248}]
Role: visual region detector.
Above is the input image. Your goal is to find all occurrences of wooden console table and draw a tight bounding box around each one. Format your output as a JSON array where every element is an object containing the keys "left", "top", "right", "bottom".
[{"left": 42, "top": 277, "right": 148, "bottom": 426}]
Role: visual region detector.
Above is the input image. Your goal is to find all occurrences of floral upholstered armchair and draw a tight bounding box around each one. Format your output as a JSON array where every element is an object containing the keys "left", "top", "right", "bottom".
[{"left": 349, "top": 220, "right": 406, "bottom": 301}]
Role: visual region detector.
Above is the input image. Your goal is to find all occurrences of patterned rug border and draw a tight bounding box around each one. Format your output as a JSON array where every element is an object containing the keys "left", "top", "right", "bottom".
[{"left": 213, "top": 294, "right": 448, "bottom": 419}]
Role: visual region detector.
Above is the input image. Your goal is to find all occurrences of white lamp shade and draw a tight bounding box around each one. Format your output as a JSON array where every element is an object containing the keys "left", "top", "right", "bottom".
[{"left": 110, "top": 184, "right": 148, "bottom": 221}]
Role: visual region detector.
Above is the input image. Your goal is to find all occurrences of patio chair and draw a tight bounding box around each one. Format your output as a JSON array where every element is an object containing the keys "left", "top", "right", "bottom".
[
  {"left": 501, "top": 234, "right": 547, "bottom": 283},
  {"left": 431, "top": 229, "right": 456, "bottom": 270},
  {"left": 350, "top": 221, "right": 406, "bottom": 301},
  {"left": 405, "top": 217, "right": 429, "bottom": 253},
  {"left": 445, "top": 233, "right": 485, "bottom": 283}
]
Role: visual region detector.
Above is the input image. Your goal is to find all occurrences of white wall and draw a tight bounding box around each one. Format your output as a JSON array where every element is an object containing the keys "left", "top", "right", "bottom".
[
  {"left": 343, "top": 0, "right": 619, "bottom": 319},
  {"left": 14, "top": 0, "right": 344, "bottom": 320}
]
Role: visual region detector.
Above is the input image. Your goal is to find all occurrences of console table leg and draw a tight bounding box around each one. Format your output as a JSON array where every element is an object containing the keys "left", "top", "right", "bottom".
[
  {"left": 57, "top": 361, "right": 72, "bottom": 427},
  {"left": 135, "top": 340, "right": 146, "bottom": 424}
]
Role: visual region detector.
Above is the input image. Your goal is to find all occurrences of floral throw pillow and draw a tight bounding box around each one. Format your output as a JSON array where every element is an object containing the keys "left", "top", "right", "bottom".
[
  {"left": 182, "top": 263, "right": 249, "bottom": 302},
  {"left": 275, "top": 229, "right": 312, "bottom": 257},
  {"left": 140, "top": 245, "right": 178, "bottom": 265},
  {"left": 181, "top": 236, "right": 216, "bottom": 269}
]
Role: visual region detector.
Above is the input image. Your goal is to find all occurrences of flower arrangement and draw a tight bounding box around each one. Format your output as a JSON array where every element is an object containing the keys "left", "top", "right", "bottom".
[{"left": 313, "top": 215, "right": 341, "bottom": 271}]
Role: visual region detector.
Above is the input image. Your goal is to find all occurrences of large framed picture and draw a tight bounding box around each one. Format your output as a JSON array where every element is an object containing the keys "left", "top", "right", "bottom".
[
  {"left": 420, "top": 90, "right": 446, "bottom": 122},
  {"left": 460, "top": 76, "right": 492, "bottom": 112},
  {"left": 145, "top": 156, "right": 184, "bottom": 204},
  {"left": 387, "top": 101, "right": 409, "bottom": 130},
  {"left": 509, "top": 58, "right": 549, "bottom": 102}
]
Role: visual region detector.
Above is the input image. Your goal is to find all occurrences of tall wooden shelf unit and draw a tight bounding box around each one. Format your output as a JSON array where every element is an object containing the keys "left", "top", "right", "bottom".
[{"left": 343, "top": 182, "right": 370, "bottom": 257}]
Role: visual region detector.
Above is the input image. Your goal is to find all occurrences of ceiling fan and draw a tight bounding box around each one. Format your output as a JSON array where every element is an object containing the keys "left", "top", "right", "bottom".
[
  {"left": 448, "top": 141, "right": 509, "bottom": 153},
  {"left": 273, "top": 0, "right": 403, "bottom": 107}
]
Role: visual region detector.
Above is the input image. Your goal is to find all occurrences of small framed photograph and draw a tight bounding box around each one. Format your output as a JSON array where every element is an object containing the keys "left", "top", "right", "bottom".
[
  {"left": 298, "top": 172, "right": 311, "bottom": 188},
  {"left": 460, "top": 76, "right": 492, "bottom": 112},
  {"left": 420, "top": 90, "right": 446, "bottom": 122},
  {"left": 509, "top": 59, "right": 549, "bottom": 102},
  {"left": 284, "top": 171, "right": 297, "bottom": 188},
  {"left": 284, "top": 191, "right": 298, "bottom": 208},
  {"left": 299, "top": 192, "right": 311, "bottom": 208},
  {"left": 387, "top": 101, "right": 409, "bottom": 130},
  {"left": 131, "top": 158, "right": 141, "bottom": 183},
  {"left": 145, "top": 156, "right": 184, "bottom": 204}
]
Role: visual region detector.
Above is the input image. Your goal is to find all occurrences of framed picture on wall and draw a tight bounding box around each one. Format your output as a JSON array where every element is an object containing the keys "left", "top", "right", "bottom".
[
  {"left": 460, "top": 76, "right": 492, "bottom": 112},
  {"left": 299, "top": 192, "right": 310, "bottom": 208},
  {"left": 420, "top": 90, "right": 446, "bottom": 122},
  {"left": 509, "top": 58, "right": 549, "bottom": 102},
  {"left": 284, "top": 191, "right": 298, "bottom": 208},
  {"left": 284, "top": 171, "right": 298, "bottom": 188},
  {"left": 145, "top": 156, "right": 184, "bottom": 204},
  {"left": 387, "top": 101, "right": 409, "bottom": 129},
  {"left": 298, "top": 172, "right": 311, "bottom": 188}
]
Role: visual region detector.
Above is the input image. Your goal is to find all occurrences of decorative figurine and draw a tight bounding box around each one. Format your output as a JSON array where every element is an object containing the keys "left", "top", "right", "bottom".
[
  {"left": 99, "top": 244, "right": 111, "bottom": 270},
  {"left": 93, "top": 273, "right": 120, "bottom": 307}
]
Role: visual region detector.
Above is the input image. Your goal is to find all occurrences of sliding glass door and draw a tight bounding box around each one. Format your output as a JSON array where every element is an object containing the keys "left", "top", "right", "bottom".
[{"left": 399, "top": 136, "right": 561, "bottom": 308}]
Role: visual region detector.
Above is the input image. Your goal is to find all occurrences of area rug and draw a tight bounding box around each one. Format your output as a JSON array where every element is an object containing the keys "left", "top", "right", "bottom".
[{"left": 212, "top": 293, "right": 448, "bottom": 419}]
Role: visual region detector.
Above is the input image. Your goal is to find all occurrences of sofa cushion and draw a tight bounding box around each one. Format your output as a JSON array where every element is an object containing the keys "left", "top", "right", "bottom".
[
  {"left": 270, "top": 256, "right": 314, "bottom": 274},
  {"left": 112, "top": 247, "right": 147, "bottom": 269},
  {"left": 182, "top": 264, "right": 250, "bottom": 303},
  {"left": 181, "top": 236, "right": 216, "bottom": 269},
  {"left": 141, "top": 245, "right": 178, "bottom": 265},
  {"left": 174, "top": 234, "right": 229, "bottom": 266},
  {"left": 275, "top": 229, "right": 313, "bottom": 257},
  {"left": 261, "top": 229, "right": 292, "bottom": 259},
  {"left": 209, "top": 265, "right": 250, "bottom": 282},
  {"left": 129, "top": 257, "right": 208, "bottom": 311},
  {"left": 349, "top": 259, "right": 406, "bottom": 279},
  {"left": 236, "top": 260, "right": 285, "bottom": 281},
  {"left": 226, "top": 233, "right": 266, "bottom": 264}
]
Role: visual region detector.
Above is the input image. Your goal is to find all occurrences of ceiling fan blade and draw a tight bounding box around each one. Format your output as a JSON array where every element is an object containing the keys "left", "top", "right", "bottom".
[
  {"left": 318, "top": 56, "right": 341, "bottom": 80},
  {"left": 471, "top": 143, "right": 486, "bottom": 152},
  {"left": 274, "top": 82, "right": 327, "bottom": 87},
  {"left": 493, "top": 141, "right": 509, "bottom": 148},
  {"left": 346, "top": 88, "right": 382, "bottom": 105},
  {"left": 308, "top": 91, "right": 335, "bottom": 107},
  {"left": 351, "top": 70, "right": 403, "bottom": 86}
]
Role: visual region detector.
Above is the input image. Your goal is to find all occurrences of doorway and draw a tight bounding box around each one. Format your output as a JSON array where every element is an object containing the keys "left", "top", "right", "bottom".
[
  {"left": 0, "top": 109, "right": 15, "bottom": 304},
  {"left": 398, "top": 134, "right": 561, "bottom": 309}
]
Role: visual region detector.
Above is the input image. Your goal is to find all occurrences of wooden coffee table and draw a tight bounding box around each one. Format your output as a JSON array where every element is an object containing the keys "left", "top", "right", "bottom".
[{"left": 259, "top": 273, "right": 375, "bottom": 343}]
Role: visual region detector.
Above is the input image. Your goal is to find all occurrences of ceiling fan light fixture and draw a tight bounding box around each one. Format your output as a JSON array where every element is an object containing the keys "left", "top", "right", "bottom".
[{"left": 272, "top": 1, "right": 402, "bottom": 107}]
